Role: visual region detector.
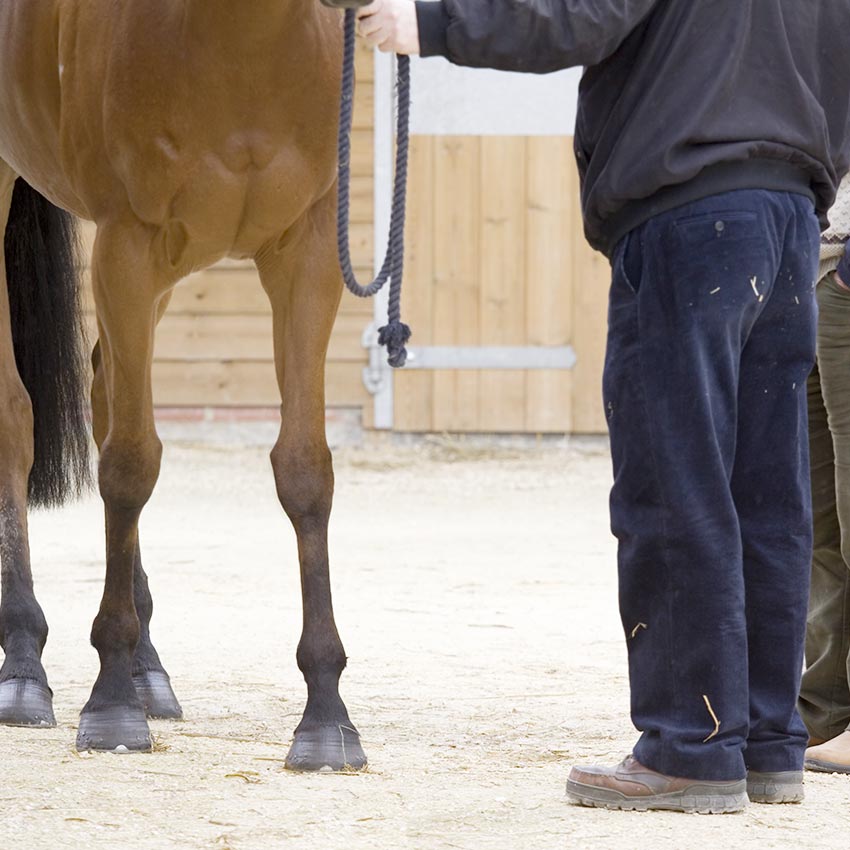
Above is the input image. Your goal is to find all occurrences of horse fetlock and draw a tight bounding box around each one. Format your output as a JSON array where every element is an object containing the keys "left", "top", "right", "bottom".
[
  {"left": 0, "top": 603, "right": 49, "bottom": 654},
  {"left": 91, "top": 609, "right": 140, "bottom": 655},
  {"left": 296, "top": 641, "right": 347, "bottom": 680}
]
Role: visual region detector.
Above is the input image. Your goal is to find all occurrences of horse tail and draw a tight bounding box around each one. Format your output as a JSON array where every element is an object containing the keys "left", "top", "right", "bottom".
[{"left": 4, "top": 177, "right": 92, "bottom": 508}]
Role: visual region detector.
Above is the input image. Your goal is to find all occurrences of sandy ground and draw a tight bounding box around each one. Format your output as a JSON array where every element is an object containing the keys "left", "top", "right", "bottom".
[{"left": 1, "top": 434, "right": 848, "bottom": 850}]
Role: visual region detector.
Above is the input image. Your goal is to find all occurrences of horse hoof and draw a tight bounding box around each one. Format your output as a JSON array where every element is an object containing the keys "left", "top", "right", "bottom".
[
  {"left": 0, "top": 679, "right": 56, "bottom": 727},
  {"left": 133, "top": 671, "right": 183, "bottom": 720},
  {"left": 76, "top": 706, "right": 152, "bottom": 752},
  {"left": 285, "top": 724, "right": 367, "bottom": 772}
]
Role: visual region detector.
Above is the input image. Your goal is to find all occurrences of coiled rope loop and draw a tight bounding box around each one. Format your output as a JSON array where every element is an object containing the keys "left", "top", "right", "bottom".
[{"left": 336, "top": 8, "right": 412, "bottom": 368}]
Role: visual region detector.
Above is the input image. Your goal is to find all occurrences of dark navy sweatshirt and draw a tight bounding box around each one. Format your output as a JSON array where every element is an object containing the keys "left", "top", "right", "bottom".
[{"left": 415, "top": 0, "right": 850, "bottom": 257}]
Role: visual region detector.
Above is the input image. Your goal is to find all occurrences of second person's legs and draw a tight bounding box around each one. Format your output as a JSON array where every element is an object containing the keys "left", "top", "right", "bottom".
[{"left": 800, "top": 273, "right": 850, "bottom": 771}]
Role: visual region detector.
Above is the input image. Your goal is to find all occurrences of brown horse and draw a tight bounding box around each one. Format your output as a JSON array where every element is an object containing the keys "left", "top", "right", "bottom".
[{"left": 0, "top": 0, "right": 365, "bottom": 770}]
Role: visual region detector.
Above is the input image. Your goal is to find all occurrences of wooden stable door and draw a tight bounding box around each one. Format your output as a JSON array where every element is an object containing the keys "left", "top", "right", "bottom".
[{"left": 394, "top": 135, "right": 610, "bottom": 434}]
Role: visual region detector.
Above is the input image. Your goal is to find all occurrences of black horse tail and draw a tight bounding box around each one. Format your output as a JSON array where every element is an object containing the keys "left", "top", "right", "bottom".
[{"left": 4, "top": 178, "right": 92, "bottom": 508}]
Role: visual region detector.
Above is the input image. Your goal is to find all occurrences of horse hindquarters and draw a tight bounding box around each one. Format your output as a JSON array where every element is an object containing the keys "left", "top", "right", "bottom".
[
  {"left": 256, "top": 189, "right": 366, "bottom": 772},
  {"left": 0, "top": 171, "right": 91, "bottom": 726}
]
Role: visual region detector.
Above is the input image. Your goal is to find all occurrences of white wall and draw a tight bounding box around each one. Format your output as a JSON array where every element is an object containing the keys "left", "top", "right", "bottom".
[{"left": 409, "top": 57, "right": 582, "bottom": 137}]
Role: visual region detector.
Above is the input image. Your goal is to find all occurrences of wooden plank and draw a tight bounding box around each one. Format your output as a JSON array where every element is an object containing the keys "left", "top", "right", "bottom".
[
  {"left": 350, "top": 127, "right": 374, "bottom": 178},
  {"left": 82, "top": 313, "right": 368, "bottom": 364},
  {"left": 569, "top": 158, "right": 610, "bottom": 434},
  {"left": 345, "top": 176, "right": 375, "bottom": 223},
  {"left": 394, "top": 136, "right": 435, "bottom": 432},
  {"left": 354, "top": 39, "right": 375, "bottom": 84},
  {"left": 153, "top": 270, "right": 268, "bottom": 315},
  {"left": 352, "top": 82, "right": 374, "bottom": 131},
  {"left": 337, "top": 292, "right": 376, "bottom": 318},
  {"left": 151, "top": 360, "right": 370, "bottom": 408},
  {"left": 431, "top": 137, "right": 481, "bottom": 431},
  {"left": 158, "top": 313, "right": 365, "bottom": 363},
  {"left": 478, "top": 137, "right": 526, "bottom": 432},
  {"left": 86, "top": 315, "right": 371, "bottom": 410},
  {"left": 525, "top": 137, "right": 573, "bottom": 433},
  {"left": 82, "top": 267, "right": 376, "bottom": 317}
]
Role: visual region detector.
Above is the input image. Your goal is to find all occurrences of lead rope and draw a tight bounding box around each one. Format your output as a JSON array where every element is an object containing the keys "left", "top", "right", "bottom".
[{"left": 336, "top": 8, "right": 412, "bottom": 368}]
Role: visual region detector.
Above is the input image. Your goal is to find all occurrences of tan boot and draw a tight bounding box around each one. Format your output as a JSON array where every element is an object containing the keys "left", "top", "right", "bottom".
[{"left": 805, "top": 731, "right": 850, "bottom": 774}]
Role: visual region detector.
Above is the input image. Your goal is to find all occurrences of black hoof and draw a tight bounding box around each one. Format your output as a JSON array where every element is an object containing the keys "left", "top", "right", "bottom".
[
  {"left": 133, "top": 671, "right": 183, "bottom": 720},
  {"left": 285, "top": 724, "right": 367, "bottom": 772},
  {"left": 76, "top": 706, "right": 152, "bottom": 752},
  {"left": 0, "top": 679, "right": 56, "bottom": 727}
]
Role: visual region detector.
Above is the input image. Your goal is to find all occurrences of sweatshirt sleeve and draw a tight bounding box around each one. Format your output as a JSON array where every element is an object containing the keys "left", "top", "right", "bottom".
[{"left": 415, "top": 0, "right": 661, "bottom": 73}]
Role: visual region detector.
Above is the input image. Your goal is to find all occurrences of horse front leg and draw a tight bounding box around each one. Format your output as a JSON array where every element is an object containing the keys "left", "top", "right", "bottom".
[
  {"left": 0, "top": 166, "right": 54, "bottom": 726},
  {"left": 257, "top": 193, "right": 366, "bottom": 772},
  {"left": 76, "top": 221, "right": 166, "bottom": 751},
  {"left": 91, "top": 336, "right": 182, "bottom": 720}
]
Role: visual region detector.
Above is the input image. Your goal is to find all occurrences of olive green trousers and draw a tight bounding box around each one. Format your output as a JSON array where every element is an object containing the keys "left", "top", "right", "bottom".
[{"left": 800, "top": 273, "right": 850, "bottom": 740}]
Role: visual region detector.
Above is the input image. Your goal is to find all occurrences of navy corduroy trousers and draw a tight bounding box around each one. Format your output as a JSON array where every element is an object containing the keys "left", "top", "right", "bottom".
[{"left": 603, "top": 189, "right": 819, "bottom": 780}]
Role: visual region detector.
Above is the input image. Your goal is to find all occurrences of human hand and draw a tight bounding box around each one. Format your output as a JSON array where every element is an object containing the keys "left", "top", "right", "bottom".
[
  {"left": 356, "top": 0, "right": 420, "bottom": 55},
  {"left": 836, "top": 270, "right": 850, "bottom": 292}
]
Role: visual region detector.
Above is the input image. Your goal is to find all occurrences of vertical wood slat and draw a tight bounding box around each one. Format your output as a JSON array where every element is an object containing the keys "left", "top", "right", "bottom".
[
  {"left": 478, "top": 137, "right": 527, "bottom": 432},
  {"left": 394, "top": 136, "right": 435, "bottom": 431},
  {"left": 569, "top": 158, "right": 610, "bottom": 434},
  {"left": 525, "top": 137, "right": 574, "bottom": 432},
  {"left": 431, "top": 137, "right": 481, "bottom": 431}
]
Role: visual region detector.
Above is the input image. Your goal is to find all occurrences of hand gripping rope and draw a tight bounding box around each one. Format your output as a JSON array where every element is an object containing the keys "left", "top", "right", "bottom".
[{"left": 332, "top": 5, "right": 412, "bottom": 368}]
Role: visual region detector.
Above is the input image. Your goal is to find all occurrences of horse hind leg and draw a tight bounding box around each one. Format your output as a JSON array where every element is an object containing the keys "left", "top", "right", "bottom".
[
  {"left": 0, "top": 166, "right": 55, "bottom": 726},
  {"left": 257, "top": 192, "right": 366, "bottom": 772},
  {"left": 130, "top": 547, "right": 182, "bottom": 718},
  {"left": 91, "top": 339, "right": 182, "bottom": 720}
]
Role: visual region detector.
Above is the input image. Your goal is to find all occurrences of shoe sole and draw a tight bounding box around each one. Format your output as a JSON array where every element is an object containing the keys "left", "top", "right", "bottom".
[
  {"left": 566, "top": 778, "right": 747, "bottom": 814},
  {"left": 805, "top": 758, "right": 850, "bottom": 775}
]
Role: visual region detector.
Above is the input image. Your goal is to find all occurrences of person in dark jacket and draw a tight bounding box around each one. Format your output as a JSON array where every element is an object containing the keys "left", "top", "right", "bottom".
[{"left": 357, "top": 0, "right": 850, "bottom": 813}]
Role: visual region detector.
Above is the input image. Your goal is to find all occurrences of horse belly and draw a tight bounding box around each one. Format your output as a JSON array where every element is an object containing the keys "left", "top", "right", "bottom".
[{"left": 139, "top": 142, "right": 334, "bottom": 272}]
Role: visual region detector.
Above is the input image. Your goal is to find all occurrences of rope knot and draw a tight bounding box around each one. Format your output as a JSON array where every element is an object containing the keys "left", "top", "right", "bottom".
[{"left": 378, "top": 321, "right": 411, "bottom": 369}]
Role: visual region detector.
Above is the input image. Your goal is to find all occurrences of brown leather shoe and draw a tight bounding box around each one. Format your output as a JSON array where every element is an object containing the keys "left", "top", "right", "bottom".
[
  {"left": 566, "top": 755, "right": 747, "bottom": 813},
  {"left": 805, "top": 731, "right": 850, "bottom": 774}
]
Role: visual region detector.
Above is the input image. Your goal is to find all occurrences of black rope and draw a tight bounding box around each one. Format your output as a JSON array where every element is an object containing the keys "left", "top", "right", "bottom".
[{"left": 336, "top": 8, "right": 411, "bottom": 368}]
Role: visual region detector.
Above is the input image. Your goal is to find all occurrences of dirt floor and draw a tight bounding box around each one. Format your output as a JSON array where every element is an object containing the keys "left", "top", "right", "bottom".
[{"left": 1, "top": 434, "right": 849, "bottom": 850}]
